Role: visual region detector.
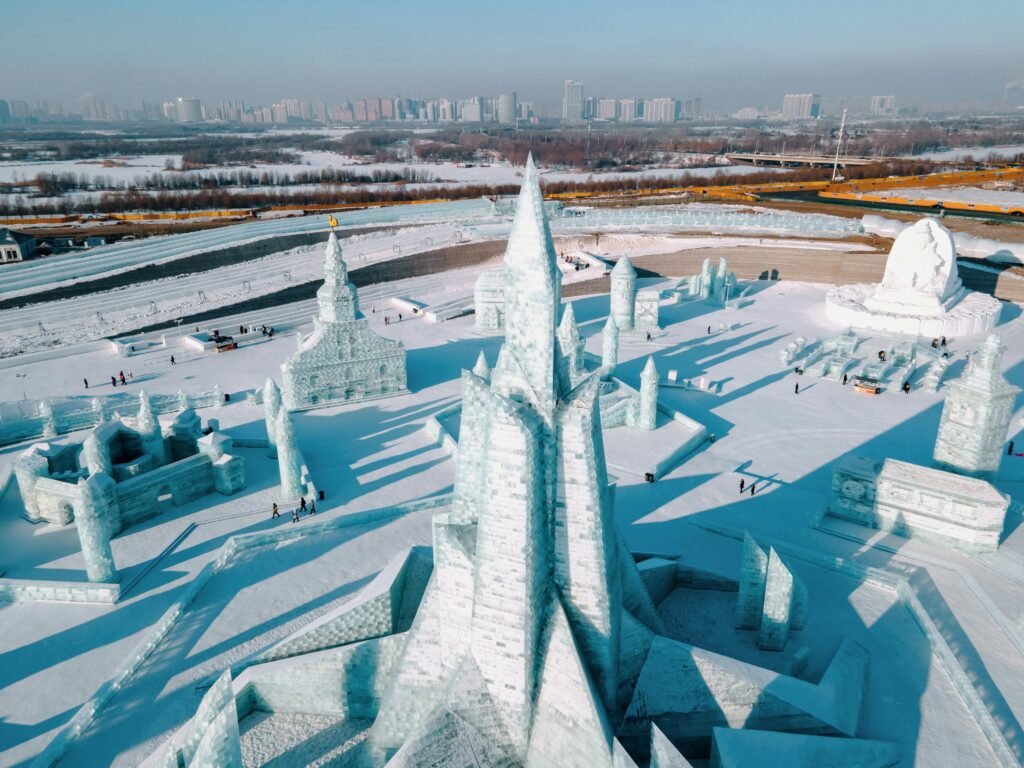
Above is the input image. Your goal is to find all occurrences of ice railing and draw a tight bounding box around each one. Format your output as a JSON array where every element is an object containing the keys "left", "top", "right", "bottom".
[
  {"left": 549, "top": 206, "right": 864, "bottom": 238},
  {"left": 0, "top": 387, "right": 226, "bottom": 448}
]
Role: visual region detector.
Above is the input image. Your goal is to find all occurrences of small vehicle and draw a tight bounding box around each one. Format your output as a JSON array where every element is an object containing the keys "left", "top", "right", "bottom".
[{"left": 853, "top": 376, "right": 880, "bottom": 395}]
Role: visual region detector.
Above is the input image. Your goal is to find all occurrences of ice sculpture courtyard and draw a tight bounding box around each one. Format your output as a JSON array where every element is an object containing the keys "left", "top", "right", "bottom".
[{"left": 1, "top": 163, "right": 1023, "bottom": 768}]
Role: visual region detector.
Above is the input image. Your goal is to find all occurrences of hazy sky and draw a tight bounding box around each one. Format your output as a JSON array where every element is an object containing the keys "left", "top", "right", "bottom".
[{"left": 2, "top": 0, "right": 1022, "bottom": 111}]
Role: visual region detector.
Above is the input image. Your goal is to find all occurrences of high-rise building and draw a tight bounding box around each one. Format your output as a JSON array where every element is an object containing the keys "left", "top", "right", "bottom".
[
  {"left": 781, "top": 93, "right": 821, "bottom": 120},
  {"left": 596, "top": 98, "right": 618, "bottom": 120},
  {"left": 0, "top": 100, "right": 11, "bottom": 124},
  {"left": 644, "top": 98, "right": 678, "bottom": 123},
  {"left": 618, "top": 98, "right": 639, "bottom": 123},
  {"left": 583, "top": 96, "right": 596, "bottom": 120},
  {"left": 175, "top": 97, "right": 203, "bottom": 122},
  {"left": 461, "top": 97, "right": 483, "bottom": 123},
  {"left": 563, "top": 79, "right": 584, "bottom": 124},
  {"left": 498, "top": 92, "right": 517, "bottom": 125},
  {"left": 870, "top": 95, "right": 896, "bottom": 116}
]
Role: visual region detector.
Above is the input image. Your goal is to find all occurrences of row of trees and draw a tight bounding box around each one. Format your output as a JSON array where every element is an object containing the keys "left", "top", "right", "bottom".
[
  {"left": 0, "top": 160, "right": 934, "bottom": 217},
  {"left": 28, "top": 165, "right": 438, "bottom": 196}
]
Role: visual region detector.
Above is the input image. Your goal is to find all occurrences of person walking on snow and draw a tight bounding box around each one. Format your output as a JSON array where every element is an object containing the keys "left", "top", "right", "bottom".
[
  {"left": 750, "top": 482, "right": 756, "bottom": 496},
  {"left": 272, "top": 502, "right": 279, "bottom": 518},
  {"left": 170, "top": 355, "right": 175, "bottom": 365},
  {"left": 794, "top": 382, "right": 799, "bottom": 395},
  {"left": 739, "top": 478, "right": 745, "bottom": 493},
  {"left": 300, "top": 496, "right": 307, "bottom": 513},
  {"left": 111, "top": 376, "right": 117, "bottom": 387},
  {"left": 309, "top": 499, "right": 316, "bottom": 515},
  {"left": 1009, "top": 440, "right": 1015, "bottom": 456},
  {"left": 84, "top": 378, "right": 89, "bottom": 389},
  {"left": 291, "top": 508, "right": 300, "bottom": 523}
]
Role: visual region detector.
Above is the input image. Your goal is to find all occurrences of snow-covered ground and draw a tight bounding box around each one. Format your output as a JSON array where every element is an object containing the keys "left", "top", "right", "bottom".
[
  {"left": 2, "top": 241, "right": 1024, "bottom": 765},
  {"left": 867, "top": 185, "right": 1024, "bottom": 208},
  {"left": 903, "top": 144, "right": 1024, "bottom": 162}
]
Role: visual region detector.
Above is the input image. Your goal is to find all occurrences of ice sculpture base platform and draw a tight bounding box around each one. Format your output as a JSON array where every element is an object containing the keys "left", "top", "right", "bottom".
[{"left": 825, "top": 283, "right": 1000, "bottom": 338}]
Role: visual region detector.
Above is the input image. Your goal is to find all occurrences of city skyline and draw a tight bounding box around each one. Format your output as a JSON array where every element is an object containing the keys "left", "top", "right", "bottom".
[{"left": 2, "top": 0, "right": 1022, "bottom": 112}]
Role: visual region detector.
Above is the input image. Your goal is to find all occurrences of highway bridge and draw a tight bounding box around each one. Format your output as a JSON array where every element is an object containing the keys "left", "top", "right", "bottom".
[{"left": 725, "top": 152, "right": 891, "bottom": 168}]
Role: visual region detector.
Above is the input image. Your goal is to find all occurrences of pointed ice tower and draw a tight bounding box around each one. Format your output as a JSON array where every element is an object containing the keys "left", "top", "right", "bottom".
[
  {"left": 610, "top": 255, "right": 637, "bottom": 332},
  {"left": 602, "top": 316, "right": 620, "bottom": 376},
  {"left": 558, "top": 301, "right": 586, "bottom": 377},
  {"left": 263, "top": 378, "right": 282, "bottom": 458},
  {"left": 934, "top": 333, "right": 1020, "bottom": 477}
]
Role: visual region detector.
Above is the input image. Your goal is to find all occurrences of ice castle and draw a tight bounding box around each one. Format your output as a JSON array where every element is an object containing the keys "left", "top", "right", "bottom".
[{"left": 281, "top": 230, "right": 407, "bottom": 410}]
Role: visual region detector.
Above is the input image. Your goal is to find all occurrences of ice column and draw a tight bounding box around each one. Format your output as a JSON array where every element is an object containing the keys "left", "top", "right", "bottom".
[
  {"left": 263, "top": 377, "right": 282, "bottom": 458},
  {"left": 602, "top": 317, "right": 619, "bottom": 377},
  {"left": 39, "top": 399, "right": 57, "bottom": 439},
  {"left": 735, "top": 533, "right": 768, "bottom": 630},
  {"left": 275, "top": 408, "right": 304, "bottom": 500},
  {"left": 638, "top": 356, "right": 658, "bottom": 431},
  {"left": 75, "top": 475, "right": 118, "bottom": 583},
  {"left": 14, "top": 452, "right": 48, "bottom": 522},
  {"left": 933, "top": 333, "right": 1020, "bottom": 477},
  {"left": 610, "top": 255, "right": 637, "bottom": 332},
  {"left": 758, "top": 548, "right": 796, "bottom": 651},
  {"left": 558, "top": 301, "right": 585, "bottom": 377},
  {"left": 137, "top": 391, "right": 167, "bottom": 465},
  {"left": 81, "top": 431, "right": 113, "bottom": 476}
]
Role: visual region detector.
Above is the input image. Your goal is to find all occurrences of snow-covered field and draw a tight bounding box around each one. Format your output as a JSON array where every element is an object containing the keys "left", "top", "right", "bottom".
[
  {"left": 2, "top": 216, "right": 1024, "bottom": 765},
  {"left": 868, "top": 185, "right": 1024, "bottom": 208}
]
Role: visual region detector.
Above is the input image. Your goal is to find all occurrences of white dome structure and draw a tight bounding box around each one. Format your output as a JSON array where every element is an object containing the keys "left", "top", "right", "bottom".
[{"left": 825, "top": 218, "right": 1001, "bottom": 337}]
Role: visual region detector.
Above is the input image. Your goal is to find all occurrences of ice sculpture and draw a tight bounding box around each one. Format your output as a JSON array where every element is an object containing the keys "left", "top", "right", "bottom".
[
  {"left": 136, "top": 391, "right": 167, "bottom": 465},
  {"left": 825, "top": 218, "right": 1000, "bottom": 336},
  {"left": 558, "top": 301, "right": 585, "bottom": 377},
  {"left": 829, "top": 455, "right": 1009, "bottom": 553},
  {"left": 736, "top": 535, "right": 805, "bottom": 649},
  {"left": 472, "top": 350, "right": 491, "bottom": 382},
  {"left": 160, "top": 671, "right": 243, "bottom": 768},
  {"left": 75, "top": 475, "right": 118, "bottom": 583},
  {"left": 263, "top": 377, "right": 282, "bottom": 458},
  {"left": 611, "top": 255, "right": 638, "bottom": 331},
  {"left": 628, "top": 356, "right": 659, "bottom": 431},
  {"left": 602, "top": 316, "right": 620, "bottom": 376},
  {"left": 474, "top": 268, "right": 506, "bottom": 330},
  {"left": 281, "top": 229, "right": 407, "bottom": 410},
  {"left": 634, "top": 290, "right": 661, "bottom": 331},
  {"left": 38, "top": 399, "right": 57, "bottom": 439},
  {"left": 152, "top": 157, "right": 876, "bottom": 768},
  {"left": 933, "top": 333, "right": 1020, "bottom": 477},
  {"left": 275, "top": 407, "right": 305, "bottom": 500}
]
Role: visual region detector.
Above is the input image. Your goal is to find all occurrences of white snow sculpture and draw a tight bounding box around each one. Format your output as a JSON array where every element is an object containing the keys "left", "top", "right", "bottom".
[
  {"left": 281, "top": 229, "right": 407, "bottom": 410},
  {"left": 275, "top": 407, "right": 305, "bottom": 501},
  {"left": 611, "top": 255, "right": 637, "bottom": 331},
  {"left": 602, "top": 316, "right": 619, "bottom": 376},
  {"left": 825, "top": 218, "right": 1000, "bottom": 336},
  {"left": 558, "top": 301, "right": 585, "bottom": 377},
  {"left": 934, "top": 334, "right": 1020, "bottom": 478},
  {"left": 829, "top": 456, "right": 1009, "bottom": 553},
  {"left": 75, "top": 474, "right": 118, "bottom": 583},
  {"left": 263, "top": 377, "right": 282, "bottom": 458}
]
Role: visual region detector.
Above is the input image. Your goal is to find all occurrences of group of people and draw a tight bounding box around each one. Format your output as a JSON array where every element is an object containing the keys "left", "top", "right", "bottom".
[
  {"left": 271, "top": 495, "right": 317, "bottom": 523},
  {"left": 85, "top": 369, "right": 133, "bottom": 389},
  {"left": 559, "top": 252, "right": 592, "bottom": 272},
  {"left": 383, "top": 313, "right": 403, "bottom": 325},
  {"left": 739, "top": 478, "right": 757, "bottom": 496}
]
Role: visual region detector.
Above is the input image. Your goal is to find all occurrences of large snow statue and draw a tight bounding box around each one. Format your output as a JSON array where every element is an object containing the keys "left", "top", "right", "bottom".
[
  {"left": 825, "top": 218, "right": 1000, "bottom": 336},
  {"left": 281, "top": 229, "right": 407, "bottom": 410},
  {"left": 934, "top": 333, "right": 1020, "bottom": 478},
  {"left": 611, "top": 255, "right": 637, "bottom": 332},
  {"left": 865, "top": 218, "right": 962, "bottom": 316},
  {"left": 275, "top": 408, "right": 305, "bottom": 501}
]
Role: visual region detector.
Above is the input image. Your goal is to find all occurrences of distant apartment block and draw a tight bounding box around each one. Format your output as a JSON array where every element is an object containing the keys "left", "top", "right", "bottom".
[
  {"left": 781, "top": 93, "right": 821, "bottom": 119},
  {"left": 174, "top": 97, "right": 203, "bottom": 122},
  {"left": 870, "top": 95, "right": 896, "bottom": 116},
  {"left": 644, "top": 97, "right": 679, "bottom": 123},
  {"left": 497, "top": 92, "right": 517, "bottom": 125},
  {"left": 596, "top": 98, "right": 619, "bottom": 120},
  {"left": 563, "top": 80, "right": 584, "bottom": 124}
]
